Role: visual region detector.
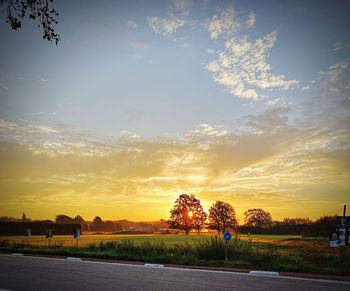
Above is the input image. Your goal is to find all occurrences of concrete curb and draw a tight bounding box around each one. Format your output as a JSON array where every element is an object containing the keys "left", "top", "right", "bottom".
[
  {"left": 249, "top": 270, "right": 279, "bottom": 276},
  {"left": 144, "top": 263, "right": 165, "bottom": 268}
]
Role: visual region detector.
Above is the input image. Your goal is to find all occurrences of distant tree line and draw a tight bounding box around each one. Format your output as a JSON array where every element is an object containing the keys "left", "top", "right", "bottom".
[
  {"left": 168, "top": 193, "right": 338, "bottom": 237},
  {"left": 54, "top": 215, "right": 123, "bottom": 232},
  {"left": 0, "top": 220, "right": 80, "bottom": 235},
  {"left": 0, "top": 206, "right": 338, "bottom": 237}
]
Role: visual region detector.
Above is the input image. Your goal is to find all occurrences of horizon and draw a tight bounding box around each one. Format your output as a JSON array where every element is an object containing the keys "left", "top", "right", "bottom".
[{"left": 1, "top": 0, "right": 349, "bottom": 222}]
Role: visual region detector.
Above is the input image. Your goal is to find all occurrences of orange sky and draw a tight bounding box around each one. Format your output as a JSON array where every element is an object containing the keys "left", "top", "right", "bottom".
[{"left": 0, "top": 120, "right": 348, "bottom": 222}]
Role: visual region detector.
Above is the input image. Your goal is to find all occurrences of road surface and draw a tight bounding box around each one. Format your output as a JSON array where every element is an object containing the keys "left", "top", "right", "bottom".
[{"left": 0, "top": 254, "right": 349, "bottom": 290}]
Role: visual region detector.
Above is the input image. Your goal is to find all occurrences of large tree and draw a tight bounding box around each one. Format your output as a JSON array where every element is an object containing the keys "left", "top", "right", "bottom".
[
  {"left": 0, "top": 0, "right": 60, "bottom": 44},
  {"left": 208, "top": 201, "right": 237, "bottom": 234},
  {"left": 169, "top": 194, "right": 206, "bottom": 235},
  {"left": 244, "top": 208, "right": 272, "bottom": 227}
]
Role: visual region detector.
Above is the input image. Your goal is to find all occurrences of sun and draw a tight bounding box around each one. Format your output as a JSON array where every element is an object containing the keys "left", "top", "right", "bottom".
[{"left": 188, "top": 211, "right": 193, "bottom": 218}]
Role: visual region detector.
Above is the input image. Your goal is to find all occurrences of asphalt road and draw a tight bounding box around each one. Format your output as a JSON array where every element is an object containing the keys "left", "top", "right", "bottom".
[{"left": 0, "top": 254, "right": 349, "bottom": 291}]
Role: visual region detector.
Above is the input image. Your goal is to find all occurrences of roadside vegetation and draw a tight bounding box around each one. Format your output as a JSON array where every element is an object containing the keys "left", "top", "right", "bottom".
[{"left": 0, "top": 234, "right": 349, "bottom": 276}]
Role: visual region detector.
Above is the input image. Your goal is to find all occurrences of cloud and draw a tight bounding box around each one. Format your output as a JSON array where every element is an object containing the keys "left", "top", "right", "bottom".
[
  {"left": 0, "top": 120, "right": 59, "bottom": 135},
  {"left": 172, "top": 0, "right": 191, "bottom": 11},
  {"left": 332, "top": 42, "right": 350, "bottom": 52},
  {"left": 267, "top": 97, "right": 281, "bottom": 106},
  {"left": 0, "top": 83, "right": 8, "bottom": 90},
  {"left": 207, "top": 48, "right": 215, "bottom": 54},
  {"left": 207, "top": 32, "right": 299, "bottom": 99},
  {"left": 0, "top": 119, "right": 20, "bottom": 131},
  {"left": 147, "top": 15, "right": 187, "bottom": 36},
  {"left": 1, "top": 97, "right": 349, "bottom": 220},
  {"left": 35, "top": 77, "right": 48, "bottom": 84},
  {"left": 327, "top": 60, "right": 349, "bottom": 81},
  {"left": 245, "top": 11, "right": 256, "bottom": 28},
  {"left": 208, "top": 7, "right": 240, "bottom": 39},
  {"left": 127, "top": 20, "right": 138, "bottom": 29},
  {"left": 245, "top": 102, "right": 293, "bottom": 133}
]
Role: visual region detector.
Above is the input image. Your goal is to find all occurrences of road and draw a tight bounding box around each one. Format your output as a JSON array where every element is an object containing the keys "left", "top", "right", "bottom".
[{"left": 0, "top": 254, "right": 349, "bottom": 291}]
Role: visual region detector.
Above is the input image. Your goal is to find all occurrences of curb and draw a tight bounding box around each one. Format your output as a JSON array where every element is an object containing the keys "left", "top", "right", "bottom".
[{"left": 249, "top": 270, "right": 279, "bottom": 276}]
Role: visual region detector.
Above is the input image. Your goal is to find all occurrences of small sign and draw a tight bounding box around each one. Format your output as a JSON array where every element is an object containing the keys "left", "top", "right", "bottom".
[
  {"left": 336, "top": 216, "right": 349, "bottom": 246},
  {"left": 46, "top": 229, "right": 53, "bottom": 238},
  {"left": 24, "top": 228, "right": 31, "bottom": 237},
  {"left": 223, "top": 231, "right": 232, "bottom": 241},
  {"left": 329, "top": 232, "right": 339, "bottom": 247},
  {"left": 74, "top": 229, "right": 80, "bottom": 238}
]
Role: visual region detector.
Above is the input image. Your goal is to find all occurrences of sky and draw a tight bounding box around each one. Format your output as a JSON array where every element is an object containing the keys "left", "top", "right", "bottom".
[{"left": 0, "top": 0, "right": 349, "bottom": 222}]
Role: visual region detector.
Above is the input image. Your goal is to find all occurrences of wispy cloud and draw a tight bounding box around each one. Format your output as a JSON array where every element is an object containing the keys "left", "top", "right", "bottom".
[
  {"left": 245, "top": 11, "right": 256, "bottom": 28},
  {"left": 0, "top": 83, "right": 8, "bottom": 90},
  {"left": 327, "top": 60, "right": 349, "bottom": 81},
  {"left": 35, "top": 76, "right": 48, "bottom": 84},
  {"left": 147, "top": 15, "right": 187, "bottom": 36},
  {"left": 127, "top": 20, "right": 138, "bottom": 29},
  {"left": 332, "top": 42, "right": 350, "bottom": 52},
  {"left": 208, "top": 7, "right": 241, "bottom": 39},
  {"left": 0, "top": 119, "right": 20, "bottom": 131},
  {"left": 207, "top": 31, "right": 299, "bottom": 100}
]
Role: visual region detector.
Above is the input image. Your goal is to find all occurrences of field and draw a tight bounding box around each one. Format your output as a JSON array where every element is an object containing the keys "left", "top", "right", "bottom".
[
  {"left": 0, "top": 233, "right": 349, "bottom": 276},
  {"left": 0, "top": 233, "right": 302, "bottom": 247}
]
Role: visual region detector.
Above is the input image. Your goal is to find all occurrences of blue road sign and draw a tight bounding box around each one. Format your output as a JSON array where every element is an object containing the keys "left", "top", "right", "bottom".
[{"left": 224, "top": 232, "right": 231, "bottom": 241}]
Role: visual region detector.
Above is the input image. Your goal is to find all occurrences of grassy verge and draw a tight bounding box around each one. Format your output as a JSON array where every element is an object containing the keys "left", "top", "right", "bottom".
[{"left": 1, "top": 236, "right": 349, "bottom": 275}]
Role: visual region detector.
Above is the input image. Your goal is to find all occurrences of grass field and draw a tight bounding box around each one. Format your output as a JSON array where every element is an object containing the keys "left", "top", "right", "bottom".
[
  {"left": 0, "top": 233, "right": 302, "bottom": 247},
  {"left": 0, "top": 233, "right": 348, "bottom": 275}
]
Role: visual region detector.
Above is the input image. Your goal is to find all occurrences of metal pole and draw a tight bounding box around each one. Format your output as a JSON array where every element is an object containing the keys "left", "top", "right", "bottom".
[
  {"left": 225, "top": 241, "right": 228, "bottom": 262},
  {"left": 343, "top": 204, "right": 346, "bottom": 217}
]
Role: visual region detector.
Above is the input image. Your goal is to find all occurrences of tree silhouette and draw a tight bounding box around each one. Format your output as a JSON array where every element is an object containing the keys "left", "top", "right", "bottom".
[
  {"left": 92, "top": 216, "right": 103, "bottom": 230},
  {"left": 0, "top": 0, "right": 60, "bottom": 44},
  {"left": 55, "top": 214, "right": 73, "bottom": 224},
  {"left": 209, "top": 201, "right": 237, "bottom": 234},
  {"left": 169, "top": 194, "right": 206, "bottom": 235},
  {"left": 73, "top": 215, "right": 88, "bottom": 231},
  {"left": 283, "top": 217, "right": 311, "bottom": 225},
  {"left": 244, "top": 208, "right": 272, "bottom": 227}
]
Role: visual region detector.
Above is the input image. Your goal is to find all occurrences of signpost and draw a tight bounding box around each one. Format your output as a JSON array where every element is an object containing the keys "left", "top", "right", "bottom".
[
  {"left": 46, "top": 229, "right": 53, "bottom": 247},
  {"left": 223, "top": 231, "right": 231, "bottom": 262},
  {"left": 330, "top": 205, "right": 349, "bottom": 247},
  {"left": 73, "top": 228, "right": 80, "bottom": 247},
  {"left": 336, "top": 216, "right": 348, "bottom": 246},
  {"left": 24, "top": 228, "right": 31, "bottom": 245},
  {"left": 330, "top": 205, "right": 349, "bottom": 264}
]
